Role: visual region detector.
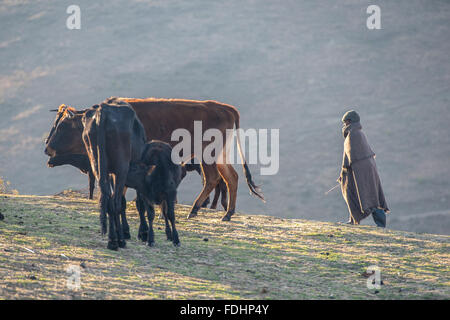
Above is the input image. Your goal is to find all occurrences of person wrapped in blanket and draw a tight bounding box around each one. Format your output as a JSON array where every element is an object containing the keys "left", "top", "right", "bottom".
[{"left": 338, "top": 110, "right": 389, "bottom": 227}]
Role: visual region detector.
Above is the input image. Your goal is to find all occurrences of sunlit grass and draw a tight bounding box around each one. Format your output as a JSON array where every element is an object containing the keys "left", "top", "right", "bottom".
[{"left": 0, "top": 194, "right": 449, "bottom": 299}]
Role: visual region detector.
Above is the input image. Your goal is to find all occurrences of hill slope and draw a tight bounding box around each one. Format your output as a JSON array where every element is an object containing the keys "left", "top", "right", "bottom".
[
  {"left": 0, "top": 194, "right": 448, "bottom": 299},
  {"left": 0, "top": 0, "right": 450, "bottom": 234}
]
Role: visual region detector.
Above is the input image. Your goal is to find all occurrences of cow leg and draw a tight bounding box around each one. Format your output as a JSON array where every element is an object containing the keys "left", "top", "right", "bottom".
[
  {"left": 136, "top": 193, "right": 148, "bottom": 242},
  {"left": 195, "top": 165, "right": 210, "bottom": 208},
  {"left": 188, "top": 165, "right": 210, "bottom": 208},
  {"left": 88, "top": 170, "right": 95, "bottom": 200},
  {"left": 106, "top": 196, "right": 119, "bottom": 250},
  {"left": 217, "top": 163, "right": 238, "bottom": 221},
  {"left": 145, "top": 203, "right": 155, "bottom": 247},
  {"left": 99, "top": 177, "right": 111, "bottom": 236},
  {"left": 187, "top": 163, "right": 221, "bottom": 219},
  {"left": 119, "top": 187, "right": 130, "bottom": 239},
  {"left": 120, "top": 195, "right": 130, "bottom": 240},
  {"left": 201, "top": 197, "right": 210, "bottom": 208},
  {"left": 219, "top": 179, "right": 228, "bottom": 211},
  {"left": 167, "top": 193, "right": 180, "bottom": 246},
  {"left": 100, "top": 175, "right": 117, "bottom": 250},
  {"left": 210, "top": 179, "right": 227, "bottom": 211},
  {"left": 113, "top": 205, "right": 126, "bottom": 248},
  {"left": 111, "top": 174, "right": 127, "bottom": 249},
  {"left": 210, "top": 183, "right": 221, "bottom": 209},
  {"left": 160, "top": 200, "right": 172, "bottom": 241}
]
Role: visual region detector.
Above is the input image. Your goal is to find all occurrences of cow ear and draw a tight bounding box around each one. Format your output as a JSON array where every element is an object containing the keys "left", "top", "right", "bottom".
[
  {"left": 146, "top": 165, "right": 156, "bottom": 176},
  {"left": 66, "top": 109, "right": 75, "bottom": 118},
  {"left": 144, "top": 165, "right": 156, "bottom": 185}
]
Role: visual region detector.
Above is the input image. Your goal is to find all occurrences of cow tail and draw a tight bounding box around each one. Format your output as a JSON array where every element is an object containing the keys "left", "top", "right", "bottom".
[
  {"left": 232, "top": 110, "right": 265, "bottom": 202},
  {"left": 97, "top": 107, "right": 109, "bottom": 233}
]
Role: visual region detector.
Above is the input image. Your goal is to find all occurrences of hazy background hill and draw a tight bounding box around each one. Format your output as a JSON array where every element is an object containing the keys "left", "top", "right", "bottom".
[{"left": 0, "top": 0, "right": 449, "bottom": 234}]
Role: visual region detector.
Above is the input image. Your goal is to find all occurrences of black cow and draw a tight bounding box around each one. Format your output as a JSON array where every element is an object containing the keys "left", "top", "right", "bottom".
[
  {"left": 82, "top": 100, "right": 181, "bottom": 249},
  {"left": 127, "top": 141, "right": 182, "bottom": 247},
  {"left": 82, "top": 101, "right": 146, "bottom": 250}
]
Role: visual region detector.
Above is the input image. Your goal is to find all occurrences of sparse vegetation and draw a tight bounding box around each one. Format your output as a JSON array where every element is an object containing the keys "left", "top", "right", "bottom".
[
  {"left": 0, "top": 193, "right": 448, "bottom": 299},
  {"left": 0, "top": 177, "right": 19, "bottom": 195}
]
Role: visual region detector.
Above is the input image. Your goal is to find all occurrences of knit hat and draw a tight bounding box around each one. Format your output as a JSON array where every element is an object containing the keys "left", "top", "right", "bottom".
[{"left": 342, "top": 110, "right": 360, "bottom": 123}]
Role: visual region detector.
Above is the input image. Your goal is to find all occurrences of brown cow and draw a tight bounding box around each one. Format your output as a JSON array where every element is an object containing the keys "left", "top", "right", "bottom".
[
  {"left": 45, "top": 106, "right": 96, "bottom": 199},
  {"left": 110, "top": 97, "right": 264, "bottom": 221}
]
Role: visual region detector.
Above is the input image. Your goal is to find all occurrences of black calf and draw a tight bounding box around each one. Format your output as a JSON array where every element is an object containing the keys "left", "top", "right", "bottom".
[{"left": 126, "top": 141, "right": 182, "bottom": 247}]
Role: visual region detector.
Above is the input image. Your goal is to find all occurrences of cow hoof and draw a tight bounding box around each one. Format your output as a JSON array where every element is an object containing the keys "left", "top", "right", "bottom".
[
  {"left": 138, "top": 232, "right": 148, "bottom": 242},
  {"left": 187, "top": 212, "right": 197, "bottom": 219},
  {"left": 173, "top": 242, "right": 181, "bottom": 247},
  {"left": 107, "top": 241, "right": 119, "bottom": 251},
  {"left": 147, "top": 241, "right": 155, "bottom": 247},
  {"left": 221, "top": 214, "right": 231, "bottom": 222},
  {"left": 187, "top": 205, "right": 200, "bottom": 219},
  {"left": 123, "top": 232, "right": 131, "bottom": 240},
  {"left": 118, "top": 240, "right": 126, "bottom": 248}
]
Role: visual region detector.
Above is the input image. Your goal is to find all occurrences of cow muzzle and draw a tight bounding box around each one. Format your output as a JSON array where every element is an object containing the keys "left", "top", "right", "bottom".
[
  {"left": 47, "top": 158, "right": 56, "bottom": 168},
  {"left": 44, "top": 145, "right": 55, "bottom": 157}
]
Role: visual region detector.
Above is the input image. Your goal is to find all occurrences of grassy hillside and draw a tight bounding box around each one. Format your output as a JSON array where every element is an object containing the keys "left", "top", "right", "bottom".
[
  {"left": 1, "top": 0, "right": 449, "bottom": 234},
  {"left": 0, "top": 194, "right": 448, "bottom": 299}
]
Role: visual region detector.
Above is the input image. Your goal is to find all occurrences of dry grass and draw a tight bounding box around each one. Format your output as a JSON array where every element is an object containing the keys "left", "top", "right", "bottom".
[{"left": 0, "top": 194, "right": 449, "bottom": 300}]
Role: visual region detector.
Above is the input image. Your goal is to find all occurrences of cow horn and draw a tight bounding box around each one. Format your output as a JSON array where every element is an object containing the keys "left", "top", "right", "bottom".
[{"left": 49, "top": 109, "right": 58, "bottom": 112}]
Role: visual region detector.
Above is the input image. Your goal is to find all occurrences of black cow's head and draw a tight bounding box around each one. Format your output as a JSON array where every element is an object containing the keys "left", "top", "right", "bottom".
[{"left": 44, "top": 105, "right": 86, "bottom": 166}]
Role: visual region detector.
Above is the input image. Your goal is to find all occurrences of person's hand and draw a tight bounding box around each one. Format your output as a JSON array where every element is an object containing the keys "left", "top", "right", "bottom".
[{"left": 338, "top": 167, "right": 348, "bottom": 183}]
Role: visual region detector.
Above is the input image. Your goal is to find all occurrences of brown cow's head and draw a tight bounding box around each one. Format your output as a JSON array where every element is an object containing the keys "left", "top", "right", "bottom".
[{"left": 44, "top": 105, "right": 86, "bottom": 166}]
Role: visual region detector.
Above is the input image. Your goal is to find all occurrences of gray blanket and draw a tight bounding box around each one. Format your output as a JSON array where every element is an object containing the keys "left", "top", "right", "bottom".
[{"left": 339, "top": 122, "right": 389, "bottom": 223}]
